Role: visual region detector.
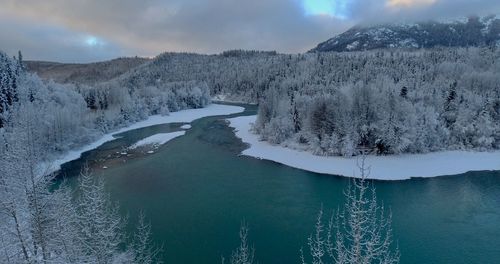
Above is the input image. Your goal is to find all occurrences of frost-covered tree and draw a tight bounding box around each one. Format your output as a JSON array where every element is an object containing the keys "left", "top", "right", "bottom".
[
  {"left": 70, "top": 168, "right": 161, "bottom": 263},
  {"left": 0, "top": 51, "right": 21, "bottom": 127},
  {"left": 301, "top": 159, "right": 400, "bottom": 264},
  {"left": 0, "top": 102, "right": 87, "bottom": 263},
  {"left": 223, "top": 222, "right": 255, "bottom": 264},
  {"left": 74, "top": 167, "right": 131, "bottom": 263},
  {"left": 131, "top": 211, "right": 163, "bottom": 264}
]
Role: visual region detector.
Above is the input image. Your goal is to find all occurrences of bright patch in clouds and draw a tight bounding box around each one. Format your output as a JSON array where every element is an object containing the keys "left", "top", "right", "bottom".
[
  {"left": 302, "top": 0, "right": 349, "bottom": 19},
  {"left": 387, "top": 0, "right": 437, "bottom": 7},
  {"left": 84, "top": 35, "right": 103, "bottom": 47}
]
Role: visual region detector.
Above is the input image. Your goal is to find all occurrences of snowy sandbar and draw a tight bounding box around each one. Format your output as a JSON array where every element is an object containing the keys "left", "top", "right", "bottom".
[{"left": 129, "top": 131, "right": 185, "bottom": 150}]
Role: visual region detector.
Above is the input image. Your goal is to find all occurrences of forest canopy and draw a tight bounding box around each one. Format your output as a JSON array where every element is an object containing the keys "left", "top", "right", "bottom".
[{"left": 111, "top": 47, "right": 500, "bottom": 156}]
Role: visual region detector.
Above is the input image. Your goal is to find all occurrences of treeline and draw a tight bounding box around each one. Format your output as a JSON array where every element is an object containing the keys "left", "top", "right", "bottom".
[
  {"left": 110, "top": 51, "right": 287, "bottom": 102},
  {"left": 253, "top": 48, "right": 500, "bottom": 156},
  {"left": 111, "top": 47, "right": 499, "bottom": 156}
]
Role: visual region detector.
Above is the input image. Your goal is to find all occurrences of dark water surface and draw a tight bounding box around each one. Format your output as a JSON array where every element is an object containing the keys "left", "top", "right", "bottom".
[{"left": 59, "top": 104, "right": 500, "bottom": 264}]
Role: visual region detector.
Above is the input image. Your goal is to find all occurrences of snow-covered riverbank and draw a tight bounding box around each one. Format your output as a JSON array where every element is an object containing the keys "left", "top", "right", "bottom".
[
  {"left": 211, "top": 94, "right": 257, "bottom": 105},
  {"left": 228, "top": 115, "right": 500, "bottom": 180},
  {"left": 42, "top": 104, "right": 244, "bottom": 175}
]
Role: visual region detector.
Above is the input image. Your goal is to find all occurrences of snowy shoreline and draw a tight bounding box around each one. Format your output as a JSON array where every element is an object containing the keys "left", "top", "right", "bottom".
[
  {"left": 228, "top": 115, "right": 500, "bottom": 181},
  {"left": 41, "top": 104, "right": 245, "bottom": 175},
  {"left": 211, "top": 94, "right": 258, "bottom": 105}
]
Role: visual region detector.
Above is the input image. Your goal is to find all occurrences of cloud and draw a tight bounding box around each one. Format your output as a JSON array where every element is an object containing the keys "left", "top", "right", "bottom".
[
  {"left": 348, "top": 0, "right": 500, "bottom": 24},
  {"left": 0, "top": 15, "right": 135, "bottom": 63},
  {"left": 0, "top": 0, "right": 354, "bottom": 61},
  {"left": 0, "top": 0, "right": 499, "bottom": 62},
  {"left": 387, "top": 0, "right": 437, "bottom": 8}
]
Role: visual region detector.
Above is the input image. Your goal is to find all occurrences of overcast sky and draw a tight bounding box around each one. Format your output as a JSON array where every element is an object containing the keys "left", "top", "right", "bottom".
[{"left": 0, "top": 0, "right": 499, "bottom": 62}]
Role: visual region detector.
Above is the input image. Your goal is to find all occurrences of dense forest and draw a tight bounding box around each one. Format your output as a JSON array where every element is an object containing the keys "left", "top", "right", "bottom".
[
  {"left": 112, "top": 48, "right": 500, "bottom": 156},
  {"left": 254, "top": 48, "right": 500, "bottom": 156}
]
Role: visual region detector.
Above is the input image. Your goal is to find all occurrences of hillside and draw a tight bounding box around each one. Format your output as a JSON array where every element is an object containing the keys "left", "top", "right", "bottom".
[{"left": 25, "top": 57, "right": 150, "bottom": 85}]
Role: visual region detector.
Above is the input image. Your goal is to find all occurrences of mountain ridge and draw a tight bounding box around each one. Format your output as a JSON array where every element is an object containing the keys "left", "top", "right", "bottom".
[{"left": 311, "top": 15, "right": 500, "bottom": 52}]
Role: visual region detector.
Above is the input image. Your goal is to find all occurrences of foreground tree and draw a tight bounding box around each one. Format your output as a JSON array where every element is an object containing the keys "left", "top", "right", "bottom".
[
  {"left": 73, "top": 168, "right": 163, "bottom": 263},
  {"left": 302, "top": 159, "right": 400, "bottom": 264},
  {"left": 0, "top": 102, "right": 83, "bottom": 263},
  {"left": 0, "top": 154, "right": 162, "bottom": 263},
  {"left": 75, "top": 167, "right": 131, "bottom": 263},
  {"left": 131, "top": 211, "right": 163, "bottom": 264},
  {"left": 223, "top": 222, "right": 255, "bottom": 264}
]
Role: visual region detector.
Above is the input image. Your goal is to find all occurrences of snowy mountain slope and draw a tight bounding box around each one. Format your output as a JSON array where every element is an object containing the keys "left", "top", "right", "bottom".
[{"left": 311, "top": 15, "right": 500, "bottom": 52}]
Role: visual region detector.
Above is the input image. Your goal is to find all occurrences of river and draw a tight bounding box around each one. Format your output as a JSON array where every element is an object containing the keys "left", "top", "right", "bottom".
[{"left": 58, "top": 103, "right": 500, "bottom": 264}]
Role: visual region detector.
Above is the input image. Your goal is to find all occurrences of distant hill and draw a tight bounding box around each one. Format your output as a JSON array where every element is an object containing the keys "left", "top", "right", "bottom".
[
  {"left": 25, "top": 57, "right": 150, "bottom": 85},
  {"left": 311, "top": 15, "right": 500, "bottom": 52}
]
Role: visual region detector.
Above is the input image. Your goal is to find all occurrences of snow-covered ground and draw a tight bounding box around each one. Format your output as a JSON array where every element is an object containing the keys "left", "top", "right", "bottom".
[
  {"left": 211, "top": 94, "right": 257, "bottom": 105},
  {"left": 129, "top": 131, "right": 185, "bottom": 150},
  {"left": 41, "top": 104, "right": 244, "bottom": 175},
  {"left": 228, "top": 115, "right": 500, "bottom": 181},
  {"left": 180, "top": 124, "right": 192, "bottom": 129}
]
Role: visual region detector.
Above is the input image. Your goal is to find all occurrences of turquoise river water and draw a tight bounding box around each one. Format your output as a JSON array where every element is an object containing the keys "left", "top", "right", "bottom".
[{"left": 58, "top": 104, "right": 500, "bottom": 264}]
